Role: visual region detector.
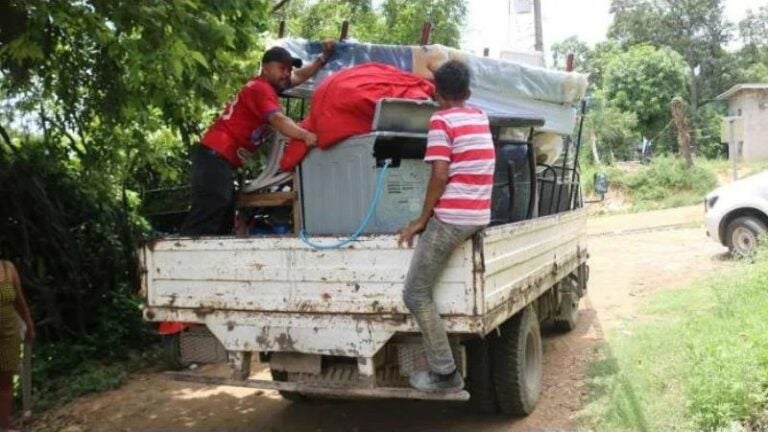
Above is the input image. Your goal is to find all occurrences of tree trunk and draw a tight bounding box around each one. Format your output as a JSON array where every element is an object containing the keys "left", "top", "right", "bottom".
[
  {"left": 590, "top": 130, "right": 600, "bottom": 165},
  {"left": 687, "top": 49, "right": 699, "bottom": 154},
  {"left": 671, "top": 97, "right": 693, "bottom": 167}
]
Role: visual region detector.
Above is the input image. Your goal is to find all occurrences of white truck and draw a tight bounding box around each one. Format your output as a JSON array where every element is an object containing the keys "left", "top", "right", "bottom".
[
  {"left": 141, "top": 208, "right": 587, "bottom": 416},
  {"left": 139, "top": 40, "right": 589, "bottom": 417}
]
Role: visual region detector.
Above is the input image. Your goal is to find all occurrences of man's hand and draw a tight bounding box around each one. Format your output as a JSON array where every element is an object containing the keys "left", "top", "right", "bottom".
[
  {"left": 398, "top": 219, "right": 427, "bottom": 248},
  {"left": 292, "top": 40, "right": 335, "bottom": 86},
  {"left": 321, "top": 39, "right": 335, "bottom": 59},
  {"left": 303, "top": 131, "right": 318, "bottom": 147}
]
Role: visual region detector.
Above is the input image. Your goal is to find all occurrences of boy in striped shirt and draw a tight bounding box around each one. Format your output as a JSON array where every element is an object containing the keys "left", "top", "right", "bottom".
[{"left": 398, "top": 60, "right": 495, "bottom": 392}]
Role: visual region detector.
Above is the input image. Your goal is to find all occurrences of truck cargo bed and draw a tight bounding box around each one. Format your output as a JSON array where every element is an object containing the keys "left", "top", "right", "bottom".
[{"left": 141, "top": 209, "right": 587, "bottom": 358}]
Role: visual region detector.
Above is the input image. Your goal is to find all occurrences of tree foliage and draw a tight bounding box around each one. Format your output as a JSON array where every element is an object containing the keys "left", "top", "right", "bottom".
[
  {"left": 602, "top": 44, "right": 689, "bottom": 136},
  {"left": 555, "top": 1, "right": 767, "bottom": 165},
  {"left": 584, "top": 93, "right": 639, "bottom": 163},
  {"left": 276, "top": 0, "right": 385, "bottom": 42},
  {"left": 0, "top": 0, "right": 272, "bottom": 393},
  {"left": 735, "top": 5, "right": 768, "bottom": 83},
  {"left": 275, "top": 0, "right": 467, "bottom": 46},
  {"left": 609, "top": 0, "right": 732, "bottom": 107},
  {"left": 379, "top": 0, "right": 467, "bottom": 47},
  {"left": 1, "top": 0, "right": 271, "bottom": 191},
  {"left": 551, "top": 36, "right": 593, "bottom": 71}
]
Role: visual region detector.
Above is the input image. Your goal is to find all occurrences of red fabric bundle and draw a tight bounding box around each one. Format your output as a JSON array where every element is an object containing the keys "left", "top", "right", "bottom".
[{"left": 280, "top": 63, "right": 435, "bottom": 172}]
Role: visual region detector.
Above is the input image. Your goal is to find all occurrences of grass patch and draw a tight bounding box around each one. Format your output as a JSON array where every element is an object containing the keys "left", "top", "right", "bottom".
[
  {"left": 699, "top": 158, "right": 768, "bottom": 179},
  {"left": 581, "top": 252, "right": 768, "bottom": 431},
  {"left": 582, "top": 156, "right": 718, "bottom": 212}
]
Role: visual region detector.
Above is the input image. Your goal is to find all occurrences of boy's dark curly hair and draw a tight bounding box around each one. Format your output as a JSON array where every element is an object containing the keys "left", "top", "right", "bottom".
[{"left": 434, "top": 60, "right": 471, "bottom": 102}]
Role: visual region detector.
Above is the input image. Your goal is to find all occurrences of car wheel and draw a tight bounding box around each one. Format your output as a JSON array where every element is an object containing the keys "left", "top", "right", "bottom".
[{"left": 726, "top": 216, "right": 767, "bottom": 257}]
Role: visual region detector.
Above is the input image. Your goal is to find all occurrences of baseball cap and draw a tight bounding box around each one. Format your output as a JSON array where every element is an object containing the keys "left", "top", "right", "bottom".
[{"left": 262, "top": 47, "right": 303, "bottom": 68}]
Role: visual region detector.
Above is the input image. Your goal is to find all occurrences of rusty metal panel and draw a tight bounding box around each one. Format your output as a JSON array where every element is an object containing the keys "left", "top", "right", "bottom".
[
  {"left": 145, "top": 236, "right": 475, "bottom": 316},
  {"left": 142, "top": 308, "right": 484, "bottom": 357},
  {"left": 480, "top": 209, "right": 588, "bottom": 328},
  {"left": 140, "top": 209, "right": 588, "bottom": 359},
  {"left": 270, "top": 352, "right": 322, "bottom": 374}
]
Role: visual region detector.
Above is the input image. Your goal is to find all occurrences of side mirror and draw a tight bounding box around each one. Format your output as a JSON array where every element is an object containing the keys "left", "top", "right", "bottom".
[{"left": 594, "top": 173, "right": 608, "bottom": 196}]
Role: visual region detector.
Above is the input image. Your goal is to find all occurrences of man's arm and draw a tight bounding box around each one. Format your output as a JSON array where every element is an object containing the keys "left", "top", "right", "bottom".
[
  {"left": 269, "top": 112, "right": 317, "bottom": 147},
  {"left": 290, "top": 40, "right": 335, "bottom": 87},
  {"left": 398, "top": 161, "right": 449, "bottom": 247}
]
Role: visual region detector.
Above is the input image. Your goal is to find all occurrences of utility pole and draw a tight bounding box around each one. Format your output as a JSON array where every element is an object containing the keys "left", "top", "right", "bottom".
[{"left": 533, "top": 0, "right": 543, "bottom": 52}]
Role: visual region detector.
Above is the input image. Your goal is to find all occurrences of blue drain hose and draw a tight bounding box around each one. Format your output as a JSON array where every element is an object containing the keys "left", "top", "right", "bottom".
[{"left": 299, "top": 159, "right": 392, "bottom": 249}]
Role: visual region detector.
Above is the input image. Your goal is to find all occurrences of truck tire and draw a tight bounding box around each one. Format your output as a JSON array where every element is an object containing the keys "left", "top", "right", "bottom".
[
  {"left": 726, "top": 216, "right": 767, "bottom": 257},
  {"left": 491, "top": 306, "right": 542, "bottom": 417},
  {"left": 465, "top": 337, "right": 498, "bottom": 414},
  {"left": 553, "top": 277, "right": 580, "bottom": 333},
  {"left": 270, "top": 370, "right": 308, "bottom": 402}
]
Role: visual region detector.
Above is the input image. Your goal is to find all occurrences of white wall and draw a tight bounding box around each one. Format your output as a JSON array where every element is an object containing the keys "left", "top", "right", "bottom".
[{"left": 728, "top": 89, "right": 768, "bottom": 161}]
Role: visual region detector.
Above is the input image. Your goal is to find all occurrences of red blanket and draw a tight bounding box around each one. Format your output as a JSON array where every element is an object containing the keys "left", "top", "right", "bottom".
[{"left": 280, "top": 63, "right": 434, "bottom": 172}]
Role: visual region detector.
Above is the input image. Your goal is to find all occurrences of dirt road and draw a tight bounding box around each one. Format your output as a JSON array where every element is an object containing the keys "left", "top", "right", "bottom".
[{"left": 34, "top": 210, "right": 730, "bottom": 432}]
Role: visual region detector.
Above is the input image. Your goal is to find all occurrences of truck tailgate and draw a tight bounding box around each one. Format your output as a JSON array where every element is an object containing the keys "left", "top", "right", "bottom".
[{"left": 142, "top": 235, "right": 477, "bottom": 316}]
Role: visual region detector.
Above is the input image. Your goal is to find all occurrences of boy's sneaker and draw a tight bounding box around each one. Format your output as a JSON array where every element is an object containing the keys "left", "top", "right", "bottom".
[{"left": 409, "top": 370, "right": 465, "bottom": 393}]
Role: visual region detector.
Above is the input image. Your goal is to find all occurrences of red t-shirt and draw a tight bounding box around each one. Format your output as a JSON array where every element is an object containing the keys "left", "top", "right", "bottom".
[
  {"left": 201, "top": 76, "right": 281, "bottom": 167},
  {"left": 424, "top": 107, "right": 495, "bottom": 226}
]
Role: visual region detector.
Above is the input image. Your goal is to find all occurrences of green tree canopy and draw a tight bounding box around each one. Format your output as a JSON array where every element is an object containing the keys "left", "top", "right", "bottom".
[
  {"left": 735, "top": 5, "right": 768, "bottom": 83},
  {"left": 609, "top": 0, "right": 731, "bottom": 110},
  {"left": 379, "top": 0, "right": 467, "bottom": 47},
  {"left": 584, "top": 91, "right": 639, "bottom": 162},
  {"left": 551, "top": 36, "right": 593, "bottom": 71},
  {"left": 1, "top": 0, "right": 271, "bottom": 190},
  {"left": 276, "top": 0, "right": 467, "bottom": 47},
  {"left": 602, "top": 44, "right": 689, "bottom": 136}
]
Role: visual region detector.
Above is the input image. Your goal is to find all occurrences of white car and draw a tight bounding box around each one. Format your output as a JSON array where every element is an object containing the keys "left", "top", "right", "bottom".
[{"left": 705, "top": 171, "right": 768, "bottom": 256}]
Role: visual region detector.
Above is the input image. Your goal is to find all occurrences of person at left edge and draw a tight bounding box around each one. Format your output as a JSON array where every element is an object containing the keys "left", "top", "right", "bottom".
[{"left": 180, "top": 43, "right": 334, "bottom": 236}]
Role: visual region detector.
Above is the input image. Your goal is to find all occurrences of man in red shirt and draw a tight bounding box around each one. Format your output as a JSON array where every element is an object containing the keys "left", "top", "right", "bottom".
[{"left": 181, "top": 44, "right": 334, "bottom": 235}]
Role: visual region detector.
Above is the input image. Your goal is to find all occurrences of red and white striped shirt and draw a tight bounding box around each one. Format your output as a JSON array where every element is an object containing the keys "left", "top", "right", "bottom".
[{"left": 424, "top": 107, "right": 495, "bottom": 226}]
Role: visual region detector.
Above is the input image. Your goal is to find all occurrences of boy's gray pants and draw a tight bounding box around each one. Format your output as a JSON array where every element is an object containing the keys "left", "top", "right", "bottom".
[{"left": 403, "top": 217, "right": 484, "bottom": 375}]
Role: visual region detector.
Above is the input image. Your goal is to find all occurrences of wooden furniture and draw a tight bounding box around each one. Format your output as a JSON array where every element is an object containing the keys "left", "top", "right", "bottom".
[{"left": 235, "top": 175, "right": 301, "bottom": 237}]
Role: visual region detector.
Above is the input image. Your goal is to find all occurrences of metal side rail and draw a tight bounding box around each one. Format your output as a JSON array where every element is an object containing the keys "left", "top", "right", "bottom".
[{"left": 166, "top": 370, "right": 470, "bottom": 401}]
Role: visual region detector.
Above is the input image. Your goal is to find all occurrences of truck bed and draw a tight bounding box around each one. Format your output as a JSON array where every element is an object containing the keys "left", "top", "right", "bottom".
[{"left": 140, "top": 209, "right": 587, "bottom": 359}]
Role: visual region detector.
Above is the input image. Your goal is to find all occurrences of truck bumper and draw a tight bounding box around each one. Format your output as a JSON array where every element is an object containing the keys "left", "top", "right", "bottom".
[{"left": 166, "top": 370, "right": 470, "bottom": 401}]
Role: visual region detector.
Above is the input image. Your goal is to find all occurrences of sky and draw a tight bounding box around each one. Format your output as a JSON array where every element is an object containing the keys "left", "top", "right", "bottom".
[{"left": 461, "top": 0, "right": 768, "bottom": 62}]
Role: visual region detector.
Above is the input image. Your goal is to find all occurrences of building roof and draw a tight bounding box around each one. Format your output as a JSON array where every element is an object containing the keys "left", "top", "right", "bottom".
[{"left": 716, "top": 83, "right": 768, "bottom": 100}]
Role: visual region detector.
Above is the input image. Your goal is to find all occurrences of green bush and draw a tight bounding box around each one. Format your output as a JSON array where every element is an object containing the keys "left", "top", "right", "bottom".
[
  {"left": 587, "top": 156, "right": 718, "bottom": 211},
  {"left": 0, "top": 141, "right": 157, "bottom": 411},
  {"left": 696, "top": 105, "right": 728, "bottom": 159}
]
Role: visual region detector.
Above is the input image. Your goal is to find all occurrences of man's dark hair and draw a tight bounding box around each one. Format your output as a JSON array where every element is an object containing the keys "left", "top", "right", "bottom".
[{"left": 434, "top": 60, "right": 471, "bottom": 101}]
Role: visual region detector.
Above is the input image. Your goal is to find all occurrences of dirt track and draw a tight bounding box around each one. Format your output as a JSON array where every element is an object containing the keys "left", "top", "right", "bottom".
[{"left": 33, "top": 209, "right": 730, "bottom": 432}]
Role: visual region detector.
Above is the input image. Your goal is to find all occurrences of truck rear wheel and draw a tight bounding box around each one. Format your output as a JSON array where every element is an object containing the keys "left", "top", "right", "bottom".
[
  {"left": 466, "top": 337, "right": 498, "bottom": 414},
  {"left": 491, "top": 306, "right": 542, "bottom": 416}
]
